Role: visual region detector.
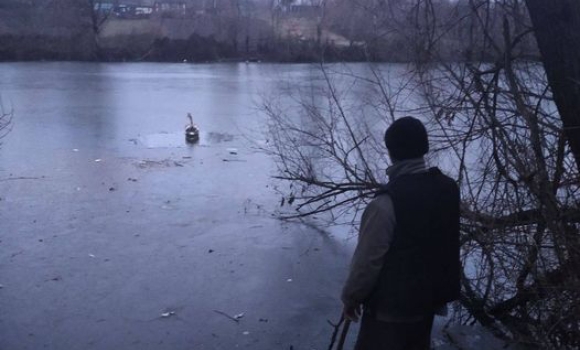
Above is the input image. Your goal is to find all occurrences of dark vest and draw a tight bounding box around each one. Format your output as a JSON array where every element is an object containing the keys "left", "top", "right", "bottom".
[{"left": 365, "top": 167, "right": 461, "bottom": 317}]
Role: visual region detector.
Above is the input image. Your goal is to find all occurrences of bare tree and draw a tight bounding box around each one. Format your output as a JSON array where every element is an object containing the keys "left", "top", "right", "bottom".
[
  {"left": 412, "top": 2, "right": 580, "bottom": 346},
  {"left": 85, "top": 0, "right": 116, "bottom": 56},
  {"left": 261, "top": 63, "right": 409, "bottom": 226},
  {"left": 262, "top": 0, "right": 580, "bottom": 348},
  {"left": 87, "top": 0, "right": 114, "bottom": 35}
]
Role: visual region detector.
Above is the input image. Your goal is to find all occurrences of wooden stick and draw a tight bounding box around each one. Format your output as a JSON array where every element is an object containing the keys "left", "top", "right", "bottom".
[
  {"left": 212, "top": 309, "right": 239, "bottom": 323},
  {"left": 337, "top": 319, "right": 351, "bottom": 350},
  {"left": 327, "top": 315, "right": 345, "bottom": 350}
]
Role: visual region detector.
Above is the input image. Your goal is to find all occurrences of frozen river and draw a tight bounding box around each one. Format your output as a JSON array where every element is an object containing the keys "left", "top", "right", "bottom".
[
  {"left": 0, "top": 62, "right": 364, "bottom": 350},
  {"left": 0, "top": 62, "right": 502, "bottom": 350}
]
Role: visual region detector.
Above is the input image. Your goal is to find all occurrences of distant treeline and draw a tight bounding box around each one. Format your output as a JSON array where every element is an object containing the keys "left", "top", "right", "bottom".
[{"left": 0, "top": 0, "right": 539, "bottom": 63}]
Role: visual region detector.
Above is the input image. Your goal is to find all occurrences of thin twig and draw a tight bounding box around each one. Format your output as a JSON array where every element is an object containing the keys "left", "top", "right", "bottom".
[
  {"left": 0, "top": 177, "right": 43, "bottom": 182},
  {"left": 212, "top": 310, "right": 239, "bottom": 323}
]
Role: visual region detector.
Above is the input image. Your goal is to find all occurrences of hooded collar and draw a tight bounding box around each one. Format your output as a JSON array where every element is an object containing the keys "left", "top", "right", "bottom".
[{"left": 386, "top": 157, "right": 427, "bottom": 181}]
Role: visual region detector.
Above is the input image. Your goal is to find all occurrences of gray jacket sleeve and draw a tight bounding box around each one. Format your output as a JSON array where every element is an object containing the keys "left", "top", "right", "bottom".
[{"left": 341, "top": 194, "right": 396, "bottom": 307}]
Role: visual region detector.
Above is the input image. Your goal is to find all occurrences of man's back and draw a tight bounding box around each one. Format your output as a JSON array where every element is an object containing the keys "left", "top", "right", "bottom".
[{"left": 366, "top": 167, "right": 461, "bottom": 317}]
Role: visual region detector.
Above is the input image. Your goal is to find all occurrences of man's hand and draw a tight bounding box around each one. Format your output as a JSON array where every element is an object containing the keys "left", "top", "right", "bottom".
[{"left": 342, "top": 303, "right": 361, "bottom": 323}]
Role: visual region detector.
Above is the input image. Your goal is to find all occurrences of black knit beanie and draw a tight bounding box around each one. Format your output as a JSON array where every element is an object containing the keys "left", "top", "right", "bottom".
[{"left": 384, "top": 116, "right": 429, "bottom": 161}]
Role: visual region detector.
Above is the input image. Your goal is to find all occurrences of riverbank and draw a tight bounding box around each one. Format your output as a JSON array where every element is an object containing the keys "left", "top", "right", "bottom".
[
  {"left": 0, "top": 34, "right": 371, "bottom": 64},
  {"left": 0, "top": 13, "right": 405, "bottom": 64}
]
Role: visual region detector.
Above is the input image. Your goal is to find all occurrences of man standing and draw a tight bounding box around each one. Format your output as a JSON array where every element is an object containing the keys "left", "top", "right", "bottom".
[{"left": 341, "top": 117, "right": 461, "bottom": 350}]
